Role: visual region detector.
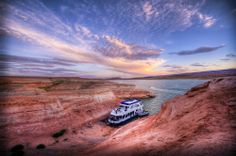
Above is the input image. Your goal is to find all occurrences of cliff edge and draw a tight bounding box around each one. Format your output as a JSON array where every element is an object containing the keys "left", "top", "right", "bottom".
[
  {"left": 0, "top": 77, "right": 154, "bottom": 156},
  {"left": 89, "top": 77, "right": 236, "bottom": 156}
]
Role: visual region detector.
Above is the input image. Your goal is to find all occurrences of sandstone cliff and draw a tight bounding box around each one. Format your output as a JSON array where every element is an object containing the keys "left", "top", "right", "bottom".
[
  {"left": 0, "top": 77, "right": 154, "bottom": 156},
  {"left": 88, "top": 77, "right": 236, "bottom": 156},
  {"left": 1, "top": 77, "right": 235, "bottom": 156}
]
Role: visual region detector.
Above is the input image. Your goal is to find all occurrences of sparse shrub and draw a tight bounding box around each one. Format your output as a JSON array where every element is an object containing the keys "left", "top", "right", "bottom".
[
  {"left": 80, "top": 81, "right": 96, "bottom": 89},
  {"left": 10, "top": 144, "right": 24, "bottom": 152},
  {"left": 38, "top": 80, "right": 64, "bottom": 91},
  {"left": 52, "top": 80, "right": 64, "bottom": 85},
  {"left": 63, "top": 138, "right": 68, "bottom": 141},
  {"left": 10, "top": 144, "right": 24, "bottom": 156},
  {"left": 10, "top": 150, "right": 24, "bottom": 156},
  {"left": 36, "top": 144, "right": 46, "bottom": 149},
  {"left": 38, "top": 86, "right": 50, "bottom": 91},
  {"left": 52, "top": 129, "right": 66, "bottom": 138}
]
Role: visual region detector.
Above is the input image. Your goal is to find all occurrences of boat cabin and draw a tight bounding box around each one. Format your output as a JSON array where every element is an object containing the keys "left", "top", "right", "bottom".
[{"left": 108, "top": 99, "right": 147, "bottom": 125}]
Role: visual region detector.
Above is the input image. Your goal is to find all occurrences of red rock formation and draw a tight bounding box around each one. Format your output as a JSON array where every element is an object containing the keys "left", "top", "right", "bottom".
[
  {"left": 88, "top": 77, "right": 236, "bottom": 156},
  {"left": 0, "top": 77, "right": 154, "bottom": 155},
  {"left": 1, "top": 77, "right": 235, "bottom": 156}
]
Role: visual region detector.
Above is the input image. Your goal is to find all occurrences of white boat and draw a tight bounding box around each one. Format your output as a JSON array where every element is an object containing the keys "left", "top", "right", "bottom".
[{"left": 107, "top": 99, "right": 149, "bottom": 125}]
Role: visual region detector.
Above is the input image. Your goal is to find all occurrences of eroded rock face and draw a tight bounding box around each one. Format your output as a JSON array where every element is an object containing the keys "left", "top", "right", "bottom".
[
  {"left": 89, "top": 77, "right": 236, "bottom": 156},
  {"left": 1, "top": 77, "right": 235, "bottom": 156},
  {"left": 0, "top": 77, "right": 154, "bottom": 155}
]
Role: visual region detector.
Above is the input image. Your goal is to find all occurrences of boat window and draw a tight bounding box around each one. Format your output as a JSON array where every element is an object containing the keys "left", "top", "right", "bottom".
[
  {"left": 110, "top": 115, "right": 117, "bottom": 121},
  {"left": 119, "top": 105, "right": 125, "bottom": 108}
]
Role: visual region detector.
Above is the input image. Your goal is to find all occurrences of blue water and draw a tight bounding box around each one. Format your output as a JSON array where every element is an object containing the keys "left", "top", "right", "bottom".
[{"left": 111, "top": 79, "right": 208, "bottom": 115}]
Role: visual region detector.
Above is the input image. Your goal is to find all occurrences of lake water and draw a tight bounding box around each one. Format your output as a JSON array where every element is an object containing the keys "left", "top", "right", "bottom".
[{"left": 111, "top": 79, "right": 208, "bottom": 115}]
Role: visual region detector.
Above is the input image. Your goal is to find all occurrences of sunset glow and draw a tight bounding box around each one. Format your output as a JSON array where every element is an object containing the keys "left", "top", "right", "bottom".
[{"left": 0, "top": 0, "right": 235, "bottom": 78}]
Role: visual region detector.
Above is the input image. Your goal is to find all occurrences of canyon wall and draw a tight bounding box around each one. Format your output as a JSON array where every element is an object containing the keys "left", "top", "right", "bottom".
[
  {"left": 0, "top": 77, "right": 154, "bottom": 155},
  {"left": 89, "top": 77, "right": 236, "bottom": 156},
  {"left": 1, "top": 77, "right": 235, "bottom": 156}
]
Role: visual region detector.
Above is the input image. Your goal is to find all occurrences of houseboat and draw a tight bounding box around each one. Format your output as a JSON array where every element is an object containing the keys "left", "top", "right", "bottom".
[{"left": 108, "top": 99, "right": 149, "bottom": 125}]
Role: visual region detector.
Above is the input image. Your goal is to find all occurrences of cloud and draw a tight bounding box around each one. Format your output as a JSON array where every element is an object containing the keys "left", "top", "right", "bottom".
[
  {"left": 0, "top": 66, "right": 86, "bottom": 77},
  {"left": 143, "top": 1, "right": 154, "bottom": 21},
  {"left": 1, "top": 18, "right": 105, "bottom": 64},
  {"left": 0, "top": 54, "right": 78, "bottom": 66},
  {"left": 220, "top": 58, "right": 230, "bottom": 61},
  {"left": 161, "top": 64, "right": 190, "bottom": 74},
  {"left": 0, "top": 54, "right": 98, "bottom": 77},
  {"left": 226, "top": 53, "right": 236, "bottom": 58},
  {"left": 197, "top": 13, "right": 216, "bottom": 28},
  {"left": 0, "top": 0, "right": 169, "bottom": 77},
  {"left": 1, "top": 18, "right": 165, "bottom": 76},
  {"left": 190, "top": 63, "right": 207, "bottom": 67},
  {"left": 170, "top": 45, "right": 225, "bottom": 56},
  {"left": 220, "top": 53, "right": 236, "bottom": 61},
  {"left": 2, "top": 0, "right": 218, "bottom": 77},
  {"left": 162, "top": 65, "right": 183, "bottom": 69},
  {"left": 57, "top": 0, "right": 215, "bottom": 38},
  {"left": 160, "top": 63, "right": 217, "bottom": 74},
  {"left": 95, "top": 35, "right": 163, "bottom": 60},
  {"left": 132, "top": 0, "right": 215, "bottom": 34}
]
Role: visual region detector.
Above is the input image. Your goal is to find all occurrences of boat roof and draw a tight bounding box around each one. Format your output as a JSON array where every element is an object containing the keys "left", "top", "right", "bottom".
[{"left": 120, "top": 99, "right": 140, "bottom": 105}]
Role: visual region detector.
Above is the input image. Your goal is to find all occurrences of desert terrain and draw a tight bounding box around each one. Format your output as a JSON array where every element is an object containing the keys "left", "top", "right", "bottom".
[
  {"left": 0, "top": 76, "right": 235, "bottom": 156},
  {"left": 0, "top": 77, "right": 154, "bottom": 156},
  {"left": 89, "top": 77, "right": 236, "bottom": 156}
]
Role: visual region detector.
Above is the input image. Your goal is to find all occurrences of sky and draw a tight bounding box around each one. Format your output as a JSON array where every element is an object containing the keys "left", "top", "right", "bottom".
[{"left": 0, "top": 0, "right": 235, "bottom": 78}]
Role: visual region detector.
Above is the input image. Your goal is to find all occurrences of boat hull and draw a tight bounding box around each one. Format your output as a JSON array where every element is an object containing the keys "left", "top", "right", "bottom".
[
  {"left": 107, "top": 115, "right": 138, "bottom": 126},
  {"left": 107, "top": 111, "right": 149, "bottom": 126}
]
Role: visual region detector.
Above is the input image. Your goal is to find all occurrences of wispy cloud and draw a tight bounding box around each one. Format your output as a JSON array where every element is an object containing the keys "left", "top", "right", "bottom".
[
  {"left": 0, "top": 0, "right": 225, "bottom": 77},
  {"left": 0, "top": 66, "right": 88, "bottom": 77},
  {"left": 134, "top": 0, "right": 215, "bottom": 34},
  {"left": 0, "top": 54, "right": 91, "bottom": 77},
  {"left": 170, "top": 45, "right": 225, "bottom": 56},
  {"left": 220, "top": 58, "right": 231, "bottom": 61},
  {"left": 190, "top": 63, "right": 208, "bottom": 67},
  {"left": 95, "top": 35, "right": 163, "bottom": 60},
  {"left": 143, "top": 1, "right": 154, "bottom": 21},
  {"left": 0, "top": 54, "right": 78, "bottom": 66},
  {"left": 1, "top": 13, "right": 165, "bottom": 76},
  {"left": 161, "top": 64, "right": 190, "bottom": 74},
  {"left": 226, "top": 53, "right": 236, "bottom": 58},
  {"left": 162, "top": 65, "right": 183, "bottom": 69},
  {"left": 220, "top": 53, "right": 236, "bottom": 61},
  {"left": 197, "top": 13, "right": 216, "bottom": 28},
  {"left": 160, "top": 63, "right": 221, "bottom": 75}
]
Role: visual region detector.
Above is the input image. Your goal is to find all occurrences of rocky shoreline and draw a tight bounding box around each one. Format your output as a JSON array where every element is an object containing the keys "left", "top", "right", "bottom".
[
  {"left": 0, "top": 77, "right": 235, "bottom": 156},
  {"left": 88, "top": 77, "right": 236, "bottom": 156}
]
